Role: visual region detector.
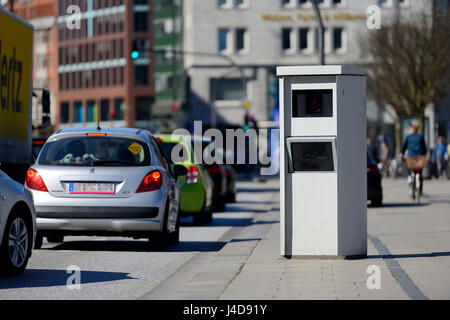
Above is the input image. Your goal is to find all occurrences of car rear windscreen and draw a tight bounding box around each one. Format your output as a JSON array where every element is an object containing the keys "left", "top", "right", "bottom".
[{"left": 38, "top": 137, "right": 151, "bottom": 166}]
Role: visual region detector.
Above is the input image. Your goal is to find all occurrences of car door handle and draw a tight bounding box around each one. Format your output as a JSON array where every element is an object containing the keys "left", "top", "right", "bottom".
[{"left": 0, "top": 194, "right": 5, "bottom": 201}]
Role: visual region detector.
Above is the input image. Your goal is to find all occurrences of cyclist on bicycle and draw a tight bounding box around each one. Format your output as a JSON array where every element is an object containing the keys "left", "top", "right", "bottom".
[{"left": 400, "top": 122, "right": 427, "bottom": 196}]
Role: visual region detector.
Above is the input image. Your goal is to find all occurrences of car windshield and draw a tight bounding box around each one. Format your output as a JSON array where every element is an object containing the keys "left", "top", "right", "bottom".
[
  {"left": 38, "top": 136, "right": 151, "bottom": 166},
  {"left": 159, "top": 141, "right": 189, "bottom": 163}
]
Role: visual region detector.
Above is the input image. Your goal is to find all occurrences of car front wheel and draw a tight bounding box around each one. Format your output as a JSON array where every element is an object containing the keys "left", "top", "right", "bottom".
[{"left": 0, "top": 212, "right": 32, "bottom": 276}]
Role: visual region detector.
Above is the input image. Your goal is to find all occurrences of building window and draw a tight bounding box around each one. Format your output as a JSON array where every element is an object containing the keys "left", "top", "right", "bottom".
[
  {"left": 333, "top": 27, "right": 344, "bottom": 52},
  {"left": 136, "top": 97, "right": 152, "bottom": 120},
  {"left": 218, "top": 28, "right": 229, "bottom": 52},
  {"left": 134, "top": 12, "right": 148, "bottom": 32},
  {"left": 234, "top": 0, "right": 249, "bottom": 8},
  {"left": 119, "top": 13, "right": 124, "bottom": 32},
  {"left": 235, "top": 28, "right": 248, "bottom": 53},
  {"left": 100, "top": 99, "right": 110, "bottom": 121},
  {"left": 133, "top": 38, "right": 150, "bottom": 58},
  {"left": 282, "top": 28, "right": 292, "bottom": 51},
  {"left": 106, "top": 68, "right": 110, "bottom": 86},
  {"left": 135, "top": 65, "right": 149, "bottom": 85},
  {"left": 378, "top": 0, "right": 391, "bottom": 7},
  {"left": 78, "top": 71, "right": 82, "bottom": 89},
  {"left": 60, "top": 102, "right": 69, "bottom": 123},
  {"left": 87, "top": 100, "right": 96, "bottom": 122},
  {"left": 211, "top": 78, "right": 246, "bottom": 101},
  {"left": 120, "top": 39, "right": 124, "bottom": 57},
  {"left": 218, "top": 0, "right": 230, "bottom": 8},
  {"left": 120, "top": 67, "right": 124, "bottom": 85},
  {"left": 73, "top": 101, "right": 84, "bottom": 123},
  {"left": 99, "top": 68, "right": 103, "bottom": 87},
  {"left": 299, "top": 28, "right": 309, "bottom": 51},
  {"left": 85, "top": 70, "right": 91, "bottom": 88},
  {"left": 113, "top": 98, "right": 124, "bottom": 120}
]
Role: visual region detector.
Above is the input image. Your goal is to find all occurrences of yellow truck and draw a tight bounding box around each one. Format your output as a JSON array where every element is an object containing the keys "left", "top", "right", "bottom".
[{"left": 0, "top": 7, "right": 34, "bottom": 182}]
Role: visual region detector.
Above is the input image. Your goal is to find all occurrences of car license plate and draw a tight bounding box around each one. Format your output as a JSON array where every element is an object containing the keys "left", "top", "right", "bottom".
[{"left": 69, "top": 182, "right": 115, "bottom": 194}]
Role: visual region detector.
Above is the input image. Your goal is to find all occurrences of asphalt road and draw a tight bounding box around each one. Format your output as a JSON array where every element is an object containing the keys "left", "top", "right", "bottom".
[{"left": 0, "top": 179, "right": 278, "bottom": 300}]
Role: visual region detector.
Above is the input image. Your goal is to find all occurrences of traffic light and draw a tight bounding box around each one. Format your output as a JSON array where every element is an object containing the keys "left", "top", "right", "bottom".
[{"left": 131, "top": 50, "right": 140, "bottom": 60}]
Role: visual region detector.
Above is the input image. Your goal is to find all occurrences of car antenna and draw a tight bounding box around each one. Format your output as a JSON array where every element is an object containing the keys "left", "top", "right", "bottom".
[{"left": 96, "top": 99, "right": 101, "bottom": 131}]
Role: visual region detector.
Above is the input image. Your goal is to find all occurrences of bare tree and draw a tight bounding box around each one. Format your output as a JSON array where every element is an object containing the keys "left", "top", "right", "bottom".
[{"left": 360, "top": 14, "right": 450, "bottom": 153}]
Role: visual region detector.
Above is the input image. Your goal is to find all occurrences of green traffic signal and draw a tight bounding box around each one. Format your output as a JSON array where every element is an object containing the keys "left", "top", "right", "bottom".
[
  {"left": 131, "top": 51, "right": 140, "bottom": 59},
  {"left": 243, "top": 125, "right": 250, "bottom": 132}
]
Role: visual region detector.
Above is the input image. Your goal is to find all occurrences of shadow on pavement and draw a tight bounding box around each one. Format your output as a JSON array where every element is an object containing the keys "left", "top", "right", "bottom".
[
  {"left": 225, "top": 206, "right": 269, "bottom": 213},
  {"left": 375, "top": 202, "right": 431, "bottom": 208},
  {"left": 45, "top": 240, "right": 228, "bottom": 253},
  {"left": 165, "top": 241, "right": 227, "bottom": 252},
  {"left": 236, "top": 188, "right": 280, "bottom": 193},
  {"left": 0, "top": 269, "right": 135, "bottom": 289},
  {"left": 367, "top": 251, "right": 450, "bottom": 259},
  {"left": 181, "top": 217, "right": 278, "bottom": 227}
]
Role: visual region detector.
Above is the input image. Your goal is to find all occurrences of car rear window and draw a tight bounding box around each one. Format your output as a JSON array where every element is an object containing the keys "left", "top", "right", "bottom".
[{"left": 38, "top": 137, "right": 151, "bottom": 166}]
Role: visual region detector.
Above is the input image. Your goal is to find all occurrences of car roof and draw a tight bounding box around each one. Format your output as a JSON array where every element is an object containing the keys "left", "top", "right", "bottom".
[{"left": 48, "top": 127, "right": 151, "bottom": 143}]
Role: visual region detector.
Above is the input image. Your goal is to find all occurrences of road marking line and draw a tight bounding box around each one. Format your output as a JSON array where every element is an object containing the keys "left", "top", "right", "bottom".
[{"left": 368, "top": 235, "right": 428, "bottom": 300}]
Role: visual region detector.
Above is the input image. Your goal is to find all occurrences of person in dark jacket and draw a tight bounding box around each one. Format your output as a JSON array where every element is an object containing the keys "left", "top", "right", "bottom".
[
  {"left": 400, "top": 122, "right": 427, "bottom": 196},
  {"left": 401, "top": 122, "right": 427, "bottom": 157}
]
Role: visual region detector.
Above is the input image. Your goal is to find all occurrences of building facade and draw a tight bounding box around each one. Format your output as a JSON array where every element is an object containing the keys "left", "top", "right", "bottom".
[
  {"left": 183, "top": 0, "right": 435, "bottom": 150},
  {"left": 12, "top": 0, "right": 57, "bottom": 136},
  {"left": 55, "top": 0, "right": 153, "bottom": 130},
  {"left": 152, "top": 0, "right": 185, "bottom": 132}
]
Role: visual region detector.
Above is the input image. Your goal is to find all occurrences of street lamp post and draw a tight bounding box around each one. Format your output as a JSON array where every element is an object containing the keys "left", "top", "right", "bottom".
[{"left": 310, "top": 0, "right": 325, "bottom": 65}]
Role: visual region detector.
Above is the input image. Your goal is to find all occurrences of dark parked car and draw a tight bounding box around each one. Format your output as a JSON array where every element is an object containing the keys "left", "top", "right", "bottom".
[
  {"left": 367, "top": 150, "right": 383, "bottom": 207},
  {"left": 192, "top": 137, "right": 227, "bottom": 212}
]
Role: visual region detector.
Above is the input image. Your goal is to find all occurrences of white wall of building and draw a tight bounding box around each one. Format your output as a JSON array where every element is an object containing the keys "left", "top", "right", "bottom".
[{"left": 183, "top": 0, "right": 432, "bottom": 127}]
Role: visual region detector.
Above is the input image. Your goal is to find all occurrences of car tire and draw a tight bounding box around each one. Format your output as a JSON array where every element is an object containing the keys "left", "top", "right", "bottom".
[
  {"left": 204, "top": 205, "right": 213, "bottom": 225},
  {"left": 148, "top": 202, "right": 169, "bottom": 251},
  {"left": 47, "top": 235, "right": 64, "bottom": 243},
  {"left": 34, "top": 232, "right": 43, "bottom": 249},
  {"left": 0, "top": 211, "right": 33, "bottom": 276},
  {"left": 227, "top": 192, "right": 236, "bottom": 203},
  {"left": 193, "top": 211, "right": 206, "bottom": 226},
  {"left": 167, "top": 208, "right": 180, "bottom": 245},
  {"left": 215, "top": 198, "right": 226, "bottom": 212}
]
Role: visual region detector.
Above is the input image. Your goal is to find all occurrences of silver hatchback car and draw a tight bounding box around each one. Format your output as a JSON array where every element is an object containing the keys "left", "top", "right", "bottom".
[
  {"left": 0, "top": 169, "right": 36, "bottom": 275},
  {"left": 26, "top": 128, "right": 186, "bottom": 250}
]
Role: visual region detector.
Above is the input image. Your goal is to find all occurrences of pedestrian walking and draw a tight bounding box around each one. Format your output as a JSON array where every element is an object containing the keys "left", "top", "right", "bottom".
[
  {"left": 380, "top": 140, "right": 390, "bottom": 177},
  {"left": 432, "top": 136, "right": 448, "bottom": 179}
]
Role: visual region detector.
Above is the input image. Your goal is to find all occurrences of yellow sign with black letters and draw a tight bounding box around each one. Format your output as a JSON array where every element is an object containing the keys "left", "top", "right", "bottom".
[{"left": 0, "top": 9, "right": 33, "bottom": 141}]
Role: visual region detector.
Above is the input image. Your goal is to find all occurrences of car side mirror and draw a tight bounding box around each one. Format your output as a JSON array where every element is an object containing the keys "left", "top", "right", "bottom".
[{"left": 173, "top": 164, "right": 187, "bottom": 179}]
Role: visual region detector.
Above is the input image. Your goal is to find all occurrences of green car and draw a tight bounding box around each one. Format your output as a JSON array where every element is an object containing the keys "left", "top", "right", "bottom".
[{"left": 155, "top": 134, "right": 214, "bottom": 225}]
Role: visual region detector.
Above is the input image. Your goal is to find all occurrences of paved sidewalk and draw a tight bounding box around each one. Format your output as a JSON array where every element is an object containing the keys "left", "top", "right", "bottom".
[{"left": 220, "top": 178, "right": 450, "bottom": 300}]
